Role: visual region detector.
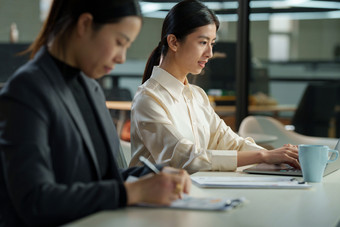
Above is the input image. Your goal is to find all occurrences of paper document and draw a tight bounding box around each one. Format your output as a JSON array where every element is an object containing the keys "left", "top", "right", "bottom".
[
  {"left": 137, "top": 194, "right": 246, "bottom": 211},
  {"left": 169, "top": 194, "right": 245, "bottom": 211},
  {"left": 191, "top": 176, "right": 312, "bottom": 189}
]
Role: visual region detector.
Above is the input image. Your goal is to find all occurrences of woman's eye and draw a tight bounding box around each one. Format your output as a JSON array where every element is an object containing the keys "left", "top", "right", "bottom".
[
  {"left": 116, "top": 40, "right": 124, "bottom": 46},
  {"left": 200, "top": 41, "right": 207, "bottom": 45}
]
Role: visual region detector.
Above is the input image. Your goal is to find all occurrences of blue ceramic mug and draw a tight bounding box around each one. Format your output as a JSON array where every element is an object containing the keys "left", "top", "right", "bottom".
[{"left": 298, "top": 144, "right": 339, "bottom": 182}]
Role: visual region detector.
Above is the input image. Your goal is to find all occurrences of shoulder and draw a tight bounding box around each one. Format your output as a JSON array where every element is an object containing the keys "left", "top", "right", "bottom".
[
  {"left": 132, "top": 81, "right": 169, "bottom": 114},
  {"left": 1, "top": 60, "right": 47, "bottom": 97},
  {"left": 0, "top": 56, "right": 57, "bottom": 120},
  {"left": 189, "top": 84, "right": 210, "bottom": 105}
]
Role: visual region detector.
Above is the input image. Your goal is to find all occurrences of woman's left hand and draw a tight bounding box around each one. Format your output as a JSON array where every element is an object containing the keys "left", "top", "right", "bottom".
[{"left": 262, "top": 145, "right": 300, "bottom": 169}]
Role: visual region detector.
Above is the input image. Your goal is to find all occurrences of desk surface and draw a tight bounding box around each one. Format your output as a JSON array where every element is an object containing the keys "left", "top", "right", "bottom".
[{"left": 65, "top": 168, "right": 340, "bottom": 227}]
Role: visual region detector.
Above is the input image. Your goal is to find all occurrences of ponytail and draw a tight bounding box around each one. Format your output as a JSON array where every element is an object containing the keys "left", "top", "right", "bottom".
[
  {"left": 25, "top": 0, "right": 67, "bottom": 58},
  {"left": 142, "top": 42, "right": 162, "bottom": 84}
]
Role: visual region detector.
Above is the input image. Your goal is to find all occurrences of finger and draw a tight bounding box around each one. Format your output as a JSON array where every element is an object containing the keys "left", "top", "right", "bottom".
[
  {"left": 169, "top": 192, "right": 180, "bottom": 202},
  {"left": 174, "top": 183, "right": 183, "bottom": 199},
  {"left": 182, "top": 172, "right": 191, "bottom": 194},
  {"left": 179, "top": 171, "right": 192, "bottom": 194},
  {"left": 287, "top": 150, "right": 299, "bottom": 159},
  {"left": 168, "top": 174, "right": 184, "bottom": 198},
  {"left": 162, "top": 166, "right": 181, "bottom": 174},
  {"left": 285, "top": 156, "right": 301, "bottom": 169}
]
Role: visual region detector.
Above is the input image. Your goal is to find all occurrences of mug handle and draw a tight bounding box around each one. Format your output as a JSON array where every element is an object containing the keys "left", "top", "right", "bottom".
[{"left": 327, "top": 149, "right": 339, "bottom": 163}]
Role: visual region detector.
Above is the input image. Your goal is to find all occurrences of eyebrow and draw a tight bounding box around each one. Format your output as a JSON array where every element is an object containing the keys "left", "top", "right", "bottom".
[
  {"left": 197, "top": 35, "right": 216, "bottom": 41},
  {"left": 118, "top": 32, "right": 131, "bottom": 42}
]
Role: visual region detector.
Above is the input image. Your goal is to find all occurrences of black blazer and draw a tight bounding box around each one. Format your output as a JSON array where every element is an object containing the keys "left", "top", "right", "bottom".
[{"left": 0, "top": 47, "right": 152, "bottom": 226}]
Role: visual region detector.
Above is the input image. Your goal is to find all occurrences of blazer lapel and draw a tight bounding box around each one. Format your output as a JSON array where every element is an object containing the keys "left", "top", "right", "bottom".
[
  {"left": 80, "top": 75, "right": 127, "bottom": 170},
  {"left": 35, "top": 48, "right": 101, "bottom": 179}
]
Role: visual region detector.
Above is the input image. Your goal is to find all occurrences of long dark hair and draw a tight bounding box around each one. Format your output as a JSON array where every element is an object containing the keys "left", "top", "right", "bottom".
[
  {"left": 26, "top": 0, "right": 141, "bottom": 59},
  {"left": 142, "top": 0, "right": 219, "bottom": 84}
]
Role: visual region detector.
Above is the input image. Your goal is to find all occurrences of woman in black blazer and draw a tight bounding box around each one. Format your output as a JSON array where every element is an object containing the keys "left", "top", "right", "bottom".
[{"left": 0, "top": 0, "right": 190, "bottom": 226}]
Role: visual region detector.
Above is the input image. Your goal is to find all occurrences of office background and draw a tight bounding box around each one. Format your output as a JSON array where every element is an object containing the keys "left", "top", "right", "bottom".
[{"left": 1, "top": 0, "right": 340, "bottom": 136}]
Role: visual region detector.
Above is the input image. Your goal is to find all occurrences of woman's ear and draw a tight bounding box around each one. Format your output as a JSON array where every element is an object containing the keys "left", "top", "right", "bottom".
[
  {"left": 167, "top": 34, "right": 178, "bottom": 52},
  {"left": 76, "top": 13, "right": 94, "bottom": 38}
]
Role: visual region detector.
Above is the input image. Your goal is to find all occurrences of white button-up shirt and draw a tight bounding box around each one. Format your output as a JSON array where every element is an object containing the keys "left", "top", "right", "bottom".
[{"left": 130, "top": 66, "right": 263, "bottom": 174}]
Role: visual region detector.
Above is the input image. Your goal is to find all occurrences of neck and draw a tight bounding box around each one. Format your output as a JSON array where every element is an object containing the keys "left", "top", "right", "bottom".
[
  {"left": 159, "top": 55, "right": 187, "bottom": 84},
  {"left": 48, "top": 35, "right": 78, "bottom": 68}
]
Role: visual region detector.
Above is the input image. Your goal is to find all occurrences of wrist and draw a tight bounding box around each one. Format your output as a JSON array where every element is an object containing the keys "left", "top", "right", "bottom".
[
  {"left": 124, "top": 181, "right": 141, "bottom": 205},
  {"left": 258, "top": 149, "right": 267, "bottom": 163}
]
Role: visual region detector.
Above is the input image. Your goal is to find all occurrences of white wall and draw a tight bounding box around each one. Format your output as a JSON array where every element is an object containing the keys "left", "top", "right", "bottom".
[
  {"left": 1, "top": 1, "right": 339, "bottom": 61},
  {"left": 0, "top": 0, "right": 41, "bottom": 43}
]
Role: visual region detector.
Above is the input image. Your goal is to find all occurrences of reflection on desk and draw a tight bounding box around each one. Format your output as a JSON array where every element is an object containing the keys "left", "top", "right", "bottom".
[{"left": 65, "top": 168, "right": 340, "bottom": 227}]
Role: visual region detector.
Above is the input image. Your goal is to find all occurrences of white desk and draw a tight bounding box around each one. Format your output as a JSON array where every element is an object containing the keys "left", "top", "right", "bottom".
[{"left": 65, "top": 168, "right": 340, "bottom": 227}]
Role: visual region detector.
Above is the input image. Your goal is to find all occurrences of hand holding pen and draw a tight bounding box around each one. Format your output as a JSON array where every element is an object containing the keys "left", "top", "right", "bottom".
[{"left": 139, "top": 156, "right": 191, "bottom": 200}]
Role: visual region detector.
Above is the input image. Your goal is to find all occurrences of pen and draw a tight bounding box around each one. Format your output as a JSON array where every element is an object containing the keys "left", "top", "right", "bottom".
[
  {"left": 139, "top": 156, "right": 160, "bottom": 174},
  {"left": 139, "top": 156, "right": 183, "bottom": 198}
]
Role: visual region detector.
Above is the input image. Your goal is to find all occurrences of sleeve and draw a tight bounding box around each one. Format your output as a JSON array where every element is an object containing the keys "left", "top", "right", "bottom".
[
  {"left": 195, "top": 86, "right": 264, "bottom": 167},
  {"left": 205, "top": 106, "right": 264, "bottom": 152},
  {"left": 0, "top": 96, "right": 126, "bottom": 226},
  {"left": 120, "top": 164, "right": 164, "bottom": 180}
]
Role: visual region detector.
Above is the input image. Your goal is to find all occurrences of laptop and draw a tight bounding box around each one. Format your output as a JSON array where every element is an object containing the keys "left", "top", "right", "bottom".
[{"left": 243, "top": 139, "right": 340, "bottom": 177}]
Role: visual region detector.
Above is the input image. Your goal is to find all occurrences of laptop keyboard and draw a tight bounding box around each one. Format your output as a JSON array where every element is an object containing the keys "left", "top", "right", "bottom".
[{"left": 280, "top": 166, "right": 301, "bottom": 173}]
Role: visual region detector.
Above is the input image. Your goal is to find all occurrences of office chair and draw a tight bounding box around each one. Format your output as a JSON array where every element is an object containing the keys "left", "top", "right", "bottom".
[
  {"left": 238, "top": 115, "right": 338, "bottom": 149},
  {"left": 291, "top": 82, "right": 338, "bottom": 137},
  {"left": 104, "top": 87, "right": 132, "bottom": 101},
  {"left": 104, "top": 87, "right": 132, "bottom": 140},
  {"left": 120, "top": 139, "right": 132, "bottom": 165}
]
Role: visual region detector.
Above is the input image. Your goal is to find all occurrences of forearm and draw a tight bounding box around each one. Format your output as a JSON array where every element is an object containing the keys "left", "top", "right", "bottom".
[
  {"left": 237, "top": 150, "right": 266, "bottom": 167},
  {"left": 9, "top": 180, "right": 126, "bottom": 226}
]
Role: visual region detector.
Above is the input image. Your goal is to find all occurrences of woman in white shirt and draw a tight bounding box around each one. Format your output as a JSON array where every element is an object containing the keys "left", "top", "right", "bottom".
[{"left": 130, "top": 0, "right": 299, "bottom": 174}]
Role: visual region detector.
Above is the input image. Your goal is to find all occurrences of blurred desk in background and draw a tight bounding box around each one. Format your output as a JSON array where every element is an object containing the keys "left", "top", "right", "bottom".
[
  {"left": 106, "top": 101, "right": 132, "bottom": 134},
  {"left": 215, "top": 104, "right": 296, "bottom": 132},
  {"left": 214, "top": 104, "right": 296, "bottom": 117},
  {"left": 105, "top": 101, "right": 296, "bottom": 133},
  {"left": 106, "top": 101, "right": 132, "bottom": 110}
]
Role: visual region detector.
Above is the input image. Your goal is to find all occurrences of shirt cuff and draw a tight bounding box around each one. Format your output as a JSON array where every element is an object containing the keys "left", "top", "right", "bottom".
[{"left": 210, "top": 150, "right": 237, "bottom": 171}]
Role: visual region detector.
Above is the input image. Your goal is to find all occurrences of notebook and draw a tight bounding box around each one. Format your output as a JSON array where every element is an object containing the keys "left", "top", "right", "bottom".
[{"left": 243, "top": 138, "right": 340, "bottom": 176}]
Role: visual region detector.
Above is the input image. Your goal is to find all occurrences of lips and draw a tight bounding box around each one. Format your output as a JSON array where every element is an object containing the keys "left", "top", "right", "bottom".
[
  {"left": 104, "top": 66, "right": 113, "bottom": 74},
  {"left": 198, "top": 61, "right": 207, "bottom": 68}
]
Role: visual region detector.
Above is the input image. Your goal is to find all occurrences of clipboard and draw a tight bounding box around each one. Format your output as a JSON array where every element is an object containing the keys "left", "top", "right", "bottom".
[{"left": 191, "top": 176, "right": 312, "bottom": 189}]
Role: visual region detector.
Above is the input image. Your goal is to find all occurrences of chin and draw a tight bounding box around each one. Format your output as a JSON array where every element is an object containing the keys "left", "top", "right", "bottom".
[
  {"left": 191, "top": 69, "right": 203, "bottom": 75},
  {"left": 86, "top": 72, "right": 104, "bottom": 79}
]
